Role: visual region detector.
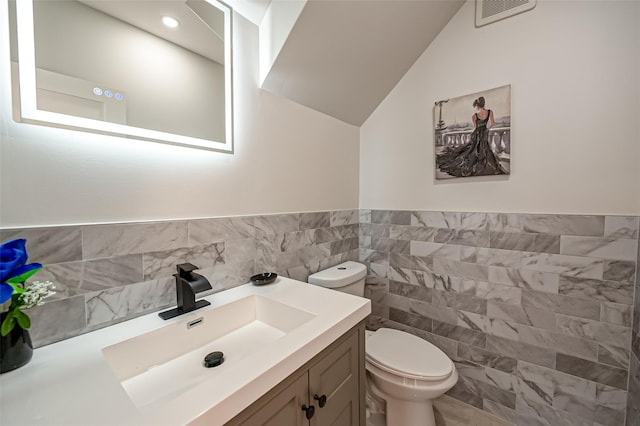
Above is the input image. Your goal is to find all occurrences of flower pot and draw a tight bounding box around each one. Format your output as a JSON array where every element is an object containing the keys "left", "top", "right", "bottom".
[{"left": 0, "top": 312, "right": 33, "bottom": 374}]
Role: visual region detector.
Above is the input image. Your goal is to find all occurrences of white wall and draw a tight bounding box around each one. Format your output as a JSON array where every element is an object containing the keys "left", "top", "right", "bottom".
[
  {"left": 360, "top": 0, "right": 640, "bottom": 215},
  {"left": 0, "top": 7, "right": 359, "bottom": 228}
]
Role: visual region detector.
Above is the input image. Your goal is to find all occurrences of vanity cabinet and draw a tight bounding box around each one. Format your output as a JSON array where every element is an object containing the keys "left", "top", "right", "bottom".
[{"left": 226, "top": 322, "right": 366, "bottom": 426}]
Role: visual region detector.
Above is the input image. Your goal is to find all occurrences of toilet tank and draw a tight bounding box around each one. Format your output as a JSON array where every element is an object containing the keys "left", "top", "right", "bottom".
[{"left": 308, "top": 261, "right": 367, "bottom": 297}]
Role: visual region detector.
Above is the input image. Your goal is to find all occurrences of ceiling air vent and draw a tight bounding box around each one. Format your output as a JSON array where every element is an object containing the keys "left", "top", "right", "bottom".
[{"left": 475, "top": 0, "right": 536, "bottom": 27}]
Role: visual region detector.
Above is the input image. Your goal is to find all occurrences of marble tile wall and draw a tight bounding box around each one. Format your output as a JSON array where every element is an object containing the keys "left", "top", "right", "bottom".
[
  {"left": 361, "top": 210, "right": 639, "bottom": 426},
  {"left": 0, "top": 210, "right": 359, "bottom": 347},
  {"left": 627, "top": 234, "right": 640, "bottom": 426}
]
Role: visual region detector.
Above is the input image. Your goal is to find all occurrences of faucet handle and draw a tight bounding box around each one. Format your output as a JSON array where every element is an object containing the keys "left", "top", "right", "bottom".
[{"left": 177, "top": 263, "right": 199, "bottom": 278}]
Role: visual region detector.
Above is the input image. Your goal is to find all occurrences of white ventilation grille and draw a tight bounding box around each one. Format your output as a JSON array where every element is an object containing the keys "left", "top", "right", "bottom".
[{"left": 476, "top": 0, "right": 536, "bottom": 27}]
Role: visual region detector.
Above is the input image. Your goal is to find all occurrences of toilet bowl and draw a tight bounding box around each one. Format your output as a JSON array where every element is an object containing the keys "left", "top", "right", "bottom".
[
  {"left": 365, "top": 328, "right": 458, "bottom": 426},
  {"left": 308, "top": 262, "right": 458, "bottom": 426}
]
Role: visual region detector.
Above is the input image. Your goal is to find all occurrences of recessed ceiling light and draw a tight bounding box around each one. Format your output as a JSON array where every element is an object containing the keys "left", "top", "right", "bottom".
[{"left": 162, "top": 16, "right": 179, "bottom": 28}]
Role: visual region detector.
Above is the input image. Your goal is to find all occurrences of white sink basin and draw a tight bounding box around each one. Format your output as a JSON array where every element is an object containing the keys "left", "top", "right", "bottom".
[{"left": 102, "top": 294, "right": 316, "bottom": 409}]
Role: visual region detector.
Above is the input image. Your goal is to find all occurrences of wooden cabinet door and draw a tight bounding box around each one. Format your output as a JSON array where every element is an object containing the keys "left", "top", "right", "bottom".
[
  {"left": 308, "top": 331, "right": 359, "bottom": 426},
  {"left": 230, "top": 372, "right": 308, "bottom": 426}
]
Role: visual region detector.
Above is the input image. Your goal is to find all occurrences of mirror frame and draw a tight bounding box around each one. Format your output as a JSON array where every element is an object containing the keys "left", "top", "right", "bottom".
[{"left": 14, "top": 0, "right": 233, "bottom": 152}]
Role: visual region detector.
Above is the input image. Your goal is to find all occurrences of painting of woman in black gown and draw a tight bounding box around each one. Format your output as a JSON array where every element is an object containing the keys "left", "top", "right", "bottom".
[{"left": 434, "top": 85, "right": 511, "bottom": 179}]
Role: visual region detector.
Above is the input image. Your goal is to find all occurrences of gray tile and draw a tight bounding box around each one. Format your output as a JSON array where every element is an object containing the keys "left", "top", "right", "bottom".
[
  {"left": 604, "top": 216, "right": 639, "bottom": 239},
  {"left": 456, "top": 310, "right": 489, "bottom": 332},
  {"left": 603, "top": 260, "right": 636, "bottom": 283},
  {"left": 410, "top": 241, "right": 460, "bottom": 259},
  {"left": 487, "top": 335, "right": 555, "bottom": 369},
  {"left": 387, "top": 265, "right": 436, "bottom": 287},
  {"left": 254, "top": 214, "right": 299, "bottom": 236},
  {"left": 389, "top": 280, "right": 432, "bottom": 302},
  {"left": 359, "top": 249, "right": 389, "bottom": 266},
  {"left": 330, "top": 210, "right": 359, "bottom": 227},
  {"left": 299, "top": 212, "right": 330, "bottom": 230},
  {"left": 1, "top": 226, "right": 82, "bottom": 264},
  {"left": 26, "top": 261, "right": 84, "bottom": 300},
  {"left": 389, "top": 308, "right": 432, "bottom": 332},
  {"left": 555, "top": 353, "right": 628, "bottom": 390},
  {"left": 434, "top": 229, "right": 490, "bottom": 248},
  {"left": 552, "top": 391, "right": 594, "bottom": 423},
  {"left": 560, "top": 235, "right": 637, "bottom": 261},
  {"left": 522, "top": 290, "right": 600, "bottom": 320},
  {"left": 555, "top": 314, "right": 630, "bottom": 348},
  {"left": 82, "top": 221, "right": 188, "bottom": 259},
  {"left": 371, "top": 237, "right": 410, "bottom": 253},
  {"left": 359, "top": 209, "right": 371, "bottom": 224},
  {"left": 198, "top": 238, "right": 257, "bottom": 288},
  {"left": 433, "top": 258, "right": 489, "bottom": 281},
  {"left": 487, "top": 300, "right": 555, "bottom": 330},
  {"left": 82, "top": 255, "right": 144, "bottom": 290},
  {"left": 460, "top": 247, "right": 522, "bottom": 268},
  {"left": 433, "top": 290, "right": 488, "bottom": 315},
  {"left": 371, "top": 210, "right": 391, "bottom": 224},
  {"left": 488, "top": 267, "right": 559, "bottom": 293},
  {"left": 476, "top": 282, "right": 522, "bottom": 305},
  {"left": 600, "top": 301, "right": 632, "bottom": 326},
  {"left": 330, "top": 237, "right": 358, "bottom": 255},
  {"left": 432, "top": 320, "right": 487, "bottom": 347},
  {"left": 558, "top": 275, "right": 634, "bottom": 305},
  {"left": 521, "top": 214, "right": 604, "bottom": 236},
  {"left": 389, "top": 211, "right": 412, "bottom": 225},
  {"left": 487, "top": 214, "right": 523, "bottom": 233},
  {"left": 516, "top": 395, "right": 592, "bottom": 426},
  {"left": 594, "top": 404, "right": 625, "bottom": 426},
  {"left": 310, "top": 224, "right": 358, "bottom": 243},
  {"left": 188, "top": 216, "right": 255, "bottom": 245},
  {"left": 596, "top": 383, "right": 627, "bottom": 413},
  {"left": 360, "top": 223, "right": 389, "bottom": 238},
  {"left": 516, "top": 362, "right": 554, "bottom": 407},
  {"left": 411, "top": 211, "right": 460, "bottom": 228},
  {"left": 516, "top": 324, "right": 599, "bottom": 361},
  {"left": 459, "top": 212, "right": 492, "bottom": 230},
  {"left": 142, "top": 243, "right": 224, "bottom": 280},
  {"left": 521, "top": 253, "right": 604, "bottom": 279},
  {"left": 490, "top": 232, "right": 560, "bottom": 254},
  {"left": 598, "top": 343, "right": 630, "bottom": 369},
  {"left": 457, "top": 343, "right": 517, "bottom": 373},
  {"left": 28, "top": 296, "right": 87, "bottom": 348},
  {"left": 85, "top": 278, "right": 174, "bottom": 327},
  {"left": 447, "top": 377, "right": 484, "bottom": 409},
  {"left": 388, "top": 224, "right": 436, "bottom": 241},
  {"left": 405, "top": 297, "right": 459, "bottom": 325},
  {"left": 359, "top": 235, "right": 372, "bottom": 249},
  {"left": 390, "top": 252, "right": 433, "bottom": 272}
]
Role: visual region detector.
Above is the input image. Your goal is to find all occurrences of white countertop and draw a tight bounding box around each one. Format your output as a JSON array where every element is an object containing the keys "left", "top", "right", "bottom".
[{"left": 0, "top": 278, "right": 371, "bottom": 426}]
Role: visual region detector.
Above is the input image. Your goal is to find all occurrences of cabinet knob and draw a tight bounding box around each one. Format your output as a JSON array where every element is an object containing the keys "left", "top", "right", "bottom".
[
  {"left": 313, "top": 394, "right": 327, "bottom": 408},
  {"left": 301, "top": 404, "right": 315, "bottom": 419}
]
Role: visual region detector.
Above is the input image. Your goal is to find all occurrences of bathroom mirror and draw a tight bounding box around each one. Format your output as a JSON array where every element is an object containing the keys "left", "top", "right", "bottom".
[{"left": 13, "top": 0, "right": 233, "bottom": 152}]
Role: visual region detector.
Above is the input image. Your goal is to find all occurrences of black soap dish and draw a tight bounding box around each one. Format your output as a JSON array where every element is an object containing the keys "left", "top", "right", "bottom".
[{"left": 251, "top": 272, "right": 278, "bottom": 285}]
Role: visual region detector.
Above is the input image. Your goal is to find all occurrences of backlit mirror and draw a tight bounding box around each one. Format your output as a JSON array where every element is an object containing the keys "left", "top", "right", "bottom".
[{"left": 13, "top": 0, "right": 233, "bottom": 152}]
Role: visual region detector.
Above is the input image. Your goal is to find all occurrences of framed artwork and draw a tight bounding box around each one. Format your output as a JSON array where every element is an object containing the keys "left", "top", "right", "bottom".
[{"left": 434, "top": 85, "right": 511, "bottom": 179}]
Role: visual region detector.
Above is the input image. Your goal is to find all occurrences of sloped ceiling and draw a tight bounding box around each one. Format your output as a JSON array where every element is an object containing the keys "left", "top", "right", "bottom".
[{"left": 260, "top": 0, "right": 465, "bottom": 126}]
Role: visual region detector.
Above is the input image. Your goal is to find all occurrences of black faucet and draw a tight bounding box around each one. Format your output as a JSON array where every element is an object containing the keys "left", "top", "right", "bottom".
[{"left": 158, "top": 263, "right": 212, "bottom": 320}]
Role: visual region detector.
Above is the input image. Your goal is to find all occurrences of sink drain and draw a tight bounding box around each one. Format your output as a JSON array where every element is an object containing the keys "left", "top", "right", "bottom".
[{"left": 203, "top": 351, "right": 224, "bottom": 368}]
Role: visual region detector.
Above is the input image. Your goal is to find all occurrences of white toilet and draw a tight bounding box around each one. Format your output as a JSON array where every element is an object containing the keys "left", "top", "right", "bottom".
[{"left": 308, "top": 261, "right": 458, "bottom": 426}]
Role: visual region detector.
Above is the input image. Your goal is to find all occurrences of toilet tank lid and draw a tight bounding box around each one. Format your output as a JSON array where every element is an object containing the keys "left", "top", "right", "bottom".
[{"left": 308, "top": 261, "right": 367, "bottom": 288}]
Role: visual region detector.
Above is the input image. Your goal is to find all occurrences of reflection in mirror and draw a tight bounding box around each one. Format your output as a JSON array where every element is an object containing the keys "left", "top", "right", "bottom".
[{"left": 13, "top": 0, "right": 233, "bottom": 152}]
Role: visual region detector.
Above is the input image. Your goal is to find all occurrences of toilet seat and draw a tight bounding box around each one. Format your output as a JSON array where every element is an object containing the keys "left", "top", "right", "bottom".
[{"left": 366, "top": 328, "right": 453, "bottom": 381}]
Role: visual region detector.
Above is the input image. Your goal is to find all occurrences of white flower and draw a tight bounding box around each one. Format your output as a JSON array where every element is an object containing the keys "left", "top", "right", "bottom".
[{"left": 20, "top": 281, "right": 56, "bottom": 310}]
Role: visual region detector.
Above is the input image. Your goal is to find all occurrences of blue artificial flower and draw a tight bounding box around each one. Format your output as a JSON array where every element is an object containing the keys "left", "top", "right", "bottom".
[{"left": 0, "top": 239, "right": 42, "bottom": 304}]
